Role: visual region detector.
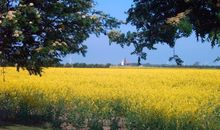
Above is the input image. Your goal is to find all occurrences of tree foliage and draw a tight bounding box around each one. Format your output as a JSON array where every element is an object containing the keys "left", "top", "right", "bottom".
[
  {"left": 0, "top": 0, "right": 120, "bottom": 75},
  {"left": 108, "top": 0, "right": 220, "bottom": 65}
]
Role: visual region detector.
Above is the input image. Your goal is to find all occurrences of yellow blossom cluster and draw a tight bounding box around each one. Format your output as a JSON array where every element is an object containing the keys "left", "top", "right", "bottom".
[
  {"left": 6, "top": 11, "right": 16, "bottom": 20},
  {"left": 166, "top": 10, "right": 191, "bottom": 25},
  {"left": 13, "top": 30, "right": 22, "bottom": 37}
]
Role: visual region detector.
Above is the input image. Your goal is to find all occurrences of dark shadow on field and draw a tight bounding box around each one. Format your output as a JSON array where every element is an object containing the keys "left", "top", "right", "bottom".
[
  {"left": 0, "top": 109, "right": 52, "bottom": 129},
  {"left": 0, "top": 119, "right": 52, "bottom": 130}
]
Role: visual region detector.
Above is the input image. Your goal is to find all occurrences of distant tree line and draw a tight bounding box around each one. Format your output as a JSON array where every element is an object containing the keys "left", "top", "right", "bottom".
[
  {"left": 53, "top": 63, "right": 112, "bottom": 68},
  {"left": 142, "top": 64, "right": 220, "bottom": 69}
]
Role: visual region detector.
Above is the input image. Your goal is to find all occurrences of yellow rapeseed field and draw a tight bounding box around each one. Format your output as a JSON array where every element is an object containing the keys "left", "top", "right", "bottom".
[{"left": 0, "top": 67, "right": 220, "bottom": 129}]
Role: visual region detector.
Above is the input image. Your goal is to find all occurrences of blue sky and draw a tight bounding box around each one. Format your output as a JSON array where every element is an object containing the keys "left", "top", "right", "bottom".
[{"left": 62, "top": 0, "right": 220, "bottom": 65}]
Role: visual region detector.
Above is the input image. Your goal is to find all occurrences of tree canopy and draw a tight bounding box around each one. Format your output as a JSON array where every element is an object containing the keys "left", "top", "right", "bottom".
[
  {"left": 108, "top": 0, "right": 220, "bottom": 65},
  {"left": 0, "top": 0, "right": 120, "bottom": 75}
]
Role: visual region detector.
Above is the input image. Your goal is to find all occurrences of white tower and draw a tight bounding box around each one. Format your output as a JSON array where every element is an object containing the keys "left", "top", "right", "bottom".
[{"left": 121, "top": 58, "right": 127, "bottom": 66}]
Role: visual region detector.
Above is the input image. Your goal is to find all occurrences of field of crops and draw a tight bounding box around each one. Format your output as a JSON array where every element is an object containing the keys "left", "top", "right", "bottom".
[{"left": 0, "top": 67, "right": 220, "bottom": 130}]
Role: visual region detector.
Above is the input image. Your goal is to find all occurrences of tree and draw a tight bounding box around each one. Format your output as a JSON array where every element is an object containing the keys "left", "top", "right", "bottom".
[
  {"left": 193, "top": 61, "right": 200, "bottom": 66},
  {"left": 108, "top": 0, "right": 220, "bottom": 65},
  {"left": 0, "top": 0, "right": 120, "bottom": 75}
]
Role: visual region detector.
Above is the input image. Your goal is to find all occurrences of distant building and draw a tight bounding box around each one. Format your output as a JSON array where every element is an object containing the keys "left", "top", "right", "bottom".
[{"left": 121, "top": 58, "right": 127, "bottom": 66}]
